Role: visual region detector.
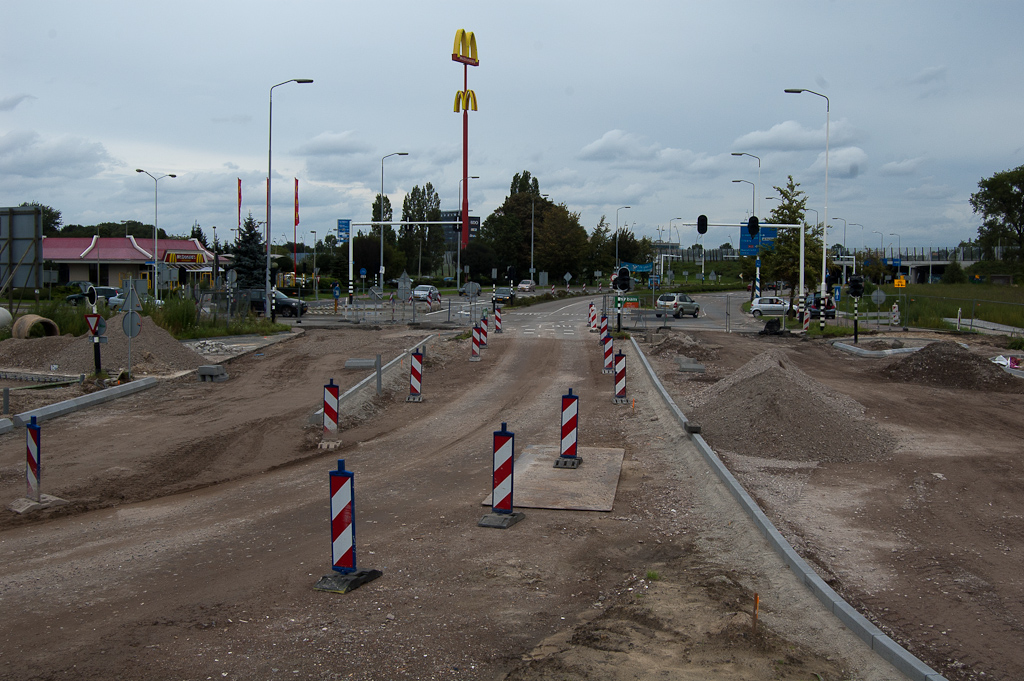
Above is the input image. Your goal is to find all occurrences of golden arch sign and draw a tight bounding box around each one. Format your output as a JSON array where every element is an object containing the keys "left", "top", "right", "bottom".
[
  {"left": 452, "top": 29, "right": 478, "bottom": 66},
  {"left": 453, "top": 89, "right": 478, "bottom": 112}
]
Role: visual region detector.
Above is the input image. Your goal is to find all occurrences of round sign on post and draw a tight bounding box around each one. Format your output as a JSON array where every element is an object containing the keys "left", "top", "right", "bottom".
[
  {"left": 871, "top": 289, "right": 887, "bottom": 306},
  {"left": 123, "top": 310, "right": 142, "bottom": 338},
  {"left": 86, "top": 286, "right": 98, "bottom": 306},
  {"left": 227, "top": 269, "right": 237, "bottom": 286},
  {"left": 95, "top": 316, "right": 107, "bottom": 336}
]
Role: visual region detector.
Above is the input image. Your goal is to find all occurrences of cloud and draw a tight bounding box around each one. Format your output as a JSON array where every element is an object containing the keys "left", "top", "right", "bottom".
[
  {"left": 733, "top": 119, "right": 860, "bottom": 151},
  {"left": 903, "top": 66, "right": 948, "bottom": 98},
  {"left": 880, "top": 157, "right": 925, "bottom": 176},
  {"left": 294, "top": 131, "right": 374, "bottom": 157},
  {"left": 577, "top": 130, "right": 692, "bottom": 171},
  {"left": 806, "top": 146, "right": 868, "bottom": 179},
  {"left": 0, "top": 94, "right": 34, "bottom": 112},
  {"left": 903, "top": 180, "right": 954, "bottom": 201},
  {"left": 211, "top": 114, "right": 252, "bottom": 125},
  {"left": 0, "top": 130, "right": 113, "bottom": 179}
]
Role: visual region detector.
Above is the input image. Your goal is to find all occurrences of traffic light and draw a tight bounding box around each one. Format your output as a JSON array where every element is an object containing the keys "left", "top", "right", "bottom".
[
  {"left": 848, "top": 275, "right": 864, "bottom": 298},
  {"left": 747, "top": 216, "right": 759, "bottom": 237},
  {"left": 615, "top": 266, "right": 631, "bottom": 291},
  {"left": 697, "top": 215, "right": 708, "bottom": 235}
]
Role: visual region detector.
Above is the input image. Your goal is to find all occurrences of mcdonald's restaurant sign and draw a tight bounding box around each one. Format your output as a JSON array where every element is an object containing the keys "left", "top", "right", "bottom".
[
  {"left": 452, "top": 29, "right": 478, "bottom": 66},
  {"left": 453, "top": 89, "right": 477, "bottom": 112},
  {"left": 167, "top": 252, "right": 205, "bottom": 264}
]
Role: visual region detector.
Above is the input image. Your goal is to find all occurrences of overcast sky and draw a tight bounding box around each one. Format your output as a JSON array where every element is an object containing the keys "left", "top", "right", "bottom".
[{"left": 2, "top": 1, "right": 1021, "bottom": 253}]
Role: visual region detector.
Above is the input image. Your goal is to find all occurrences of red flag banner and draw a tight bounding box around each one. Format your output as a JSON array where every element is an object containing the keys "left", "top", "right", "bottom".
[
  {"left": 237, "top": 178, "right": 242, "bottom": 227},
  {"left": 294, "top": 178, "right": 299, "bottom": 227}
]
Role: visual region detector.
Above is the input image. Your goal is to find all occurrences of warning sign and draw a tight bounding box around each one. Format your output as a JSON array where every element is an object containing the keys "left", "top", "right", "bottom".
[{"left": 84, "top": 313, "right": 101, "bottom": 335}]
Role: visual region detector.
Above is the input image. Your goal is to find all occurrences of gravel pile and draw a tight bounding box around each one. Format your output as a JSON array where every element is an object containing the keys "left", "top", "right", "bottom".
[
  {"left": 0, "top": 314, "right": 205, "bottom": 376},
  {"left": 648, "top": 333, "right": 720, "bottom": 362},
  {"left": 882, "top": 340, "right": 1024, "bottom": 392},
  {"left": 688, "top": 348, "right": 894, "bottom": 463}
]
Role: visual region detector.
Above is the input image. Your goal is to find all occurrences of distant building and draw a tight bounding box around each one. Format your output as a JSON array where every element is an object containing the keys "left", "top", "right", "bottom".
[
  {"left": 439, "top": 211, "right": 480, "bottom": 251},
  {"left": 43, "top": 236, "right": 215, "bottom": 290}
]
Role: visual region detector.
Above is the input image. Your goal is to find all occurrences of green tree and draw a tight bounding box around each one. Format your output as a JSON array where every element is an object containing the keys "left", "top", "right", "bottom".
[
  {"left": 479, "top": 172, "right": 552, "bottom": 277},
  {"left": 970, "top": 164, "right": 1024, "bottom": 260},
  {"left": 189, "top": 222, "right": 209, "bottom": 249},
  {"left": 536, "top": 204, "right": 588, "bottom": 281},
  {"left": 584, "top": 216, "right": 613, "bottom": 282},
  {"left": 942, "top": 258, "right": 968, "bottom": 284},
  {"left": 400, "top": 183, "right": 443, "bottom": 277},
  {"left": 761, "top": 176, "right": 828, "bottom": 307},
  {"left": 20, "top": 202, "right": 62, "bottom": 235},
  {"left": 510, "top": 170, "right": 540, "bottom": 196},
  {"left": 228, "top": 212, "right": 267, "bottom": 289}
]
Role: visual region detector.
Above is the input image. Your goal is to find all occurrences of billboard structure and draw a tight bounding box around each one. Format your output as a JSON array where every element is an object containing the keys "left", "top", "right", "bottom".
[{"left": 0, "top": 206, "right": 44, "bottom": 301}]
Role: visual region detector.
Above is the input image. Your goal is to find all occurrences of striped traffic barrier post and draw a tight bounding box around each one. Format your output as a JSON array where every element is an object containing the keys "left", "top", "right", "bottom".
[
  {"left": 324, "top": 379, "right": 340, "bottom": 434},
  {"left": 613, "top": 351, "right": 628, "bottom": 404},
  {"left": 554, "top": 388, "right": 582, "bottom": 468},
  {"left": 494, "top": 305, "right": 502, "bottom": 333},
  {"left": 26, "top": 416, "right": 40, "bottom": 503},
  {"left": 313, "top": 459, "right": 382, "bottom": 594},
  {"left": 550, "top": 285, "right": 555, "bottom": 295},
  {"left": 589, "top": 302, "right": 597, "bottom": 333},
  {"left": 407, "top": 348, "right": 423, "bottom": 402},
  {"left": 479, "top": 314, "right": 488, "bottom": 348},
  {"left": 479, "top": 423, "right": 526, "bottom": 528},
  {"left": 470, "top": 324, "right": 481, "bottom": 362},
  {"left": 599, "top": 314, "right": 608, "bottom": 341},
  {"left": 602, "top": 333, "right": 614, "bottom": 374}
]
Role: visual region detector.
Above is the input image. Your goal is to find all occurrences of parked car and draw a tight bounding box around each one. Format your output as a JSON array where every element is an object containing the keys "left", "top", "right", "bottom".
[
  {"left": 109, "top": 289, "right": 163, "bottom": 311},
  {"left": 799, "top": 294, "right": 837, "bottom": 320},
  {"left": 654, "top": 292, "right": 700, "bottom": 318},
  {"left": 249, "top": 289, "right": 308, "bottom": 317},
  {"left": 413, "top": 284, "right": 439, "bottom": 301},
  {"left": 517, "top": 279, "right": 536, "bottom": 292},
  {"left": 65, "top": 286, "right": 119, "bottom": 307},
  {"left": 749, "top": 296, "right": 791, "bottom": 317},
  {"left": 492, "top": 286, "right": 515, "bottom": 305}
]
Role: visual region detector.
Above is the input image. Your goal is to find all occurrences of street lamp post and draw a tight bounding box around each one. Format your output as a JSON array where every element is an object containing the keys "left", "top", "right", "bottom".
[
  {"left": 832, "top": 217, "right": 847, "bottom": 252},
  {"left": 786, "top": 87, "right": 829, "bottom": 331},
  {"left": 135, "top": 169, "right": 176, "bottom": 301},
  {"left": 456, "top": 175, "right": 478, "bottom": 290},
  {"left": 849, "top": 223, "right": 863, "bottom": 274},
  {"left": 310, "top": 230, "right": 317, "bottom": 300},
  {"left": 267, "top": 78, "right": 313, "bottom": 317},
  {"left": 889, "top": 232, "right": 901, "bottom": 259},
  {"left": 380, "top": 152, "right": 409, "bottom": 289},
  {"left": 531, "top": 193, "right": 549, "bottom": 280},
  {"left": 732, "top": 179, "right": 755, "bottom": 217},
  {"left": 615, "top": 206, "right": 630, "bottom": 268},
  {"left": 731, "top": 152, "right": 761, "bottom": 218}
]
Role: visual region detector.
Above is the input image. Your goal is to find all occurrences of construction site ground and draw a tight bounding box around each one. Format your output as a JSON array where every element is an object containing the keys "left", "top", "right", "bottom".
[{"left": 0, "top": 306, "right": 1020, "bottom": 681}]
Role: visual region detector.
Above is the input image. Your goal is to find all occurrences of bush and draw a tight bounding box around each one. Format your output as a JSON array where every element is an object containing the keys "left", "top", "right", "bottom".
[{"left": 942, "top": 260, "right": 968, "bottom": 284}]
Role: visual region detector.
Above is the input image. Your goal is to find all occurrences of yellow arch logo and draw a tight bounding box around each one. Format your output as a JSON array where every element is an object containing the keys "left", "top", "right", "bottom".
[
  {"left": 453, "top": 89, "right": 478, "bottom": 112},
  {"left": 452, "top": 29, "right": 479, "bottom": 66}
]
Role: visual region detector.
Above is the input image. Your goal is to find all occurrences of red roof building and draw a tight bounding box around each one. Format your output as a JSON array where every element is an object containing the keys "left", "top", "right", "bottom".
[{"left": 43, "top": 236, "right": 217, "bottom": 290}]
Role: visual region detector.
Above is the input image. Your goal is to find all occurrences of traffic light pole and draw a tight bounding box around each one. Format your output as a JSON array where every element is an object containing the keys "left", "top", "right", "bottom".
[{"left": 853, "top": 296, "right": 859, "bottom": 344}]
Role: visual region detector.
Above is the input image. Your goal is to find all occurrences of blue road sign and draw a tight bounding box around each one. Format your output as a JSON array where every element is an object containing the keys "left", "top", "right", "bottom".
[{"left": 337, "top": 219, "right": 351, "bottom": 244}]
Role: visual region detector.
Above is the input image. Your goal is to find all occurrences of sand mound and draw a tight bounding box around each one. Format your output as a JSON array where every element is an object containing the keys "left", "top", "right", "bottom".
[
  {"left": 648, "top": 333, "right": 720, "bottom": 361},
  {"left": 688, "top": 348, "right": 893, "bottom": 463},
  {"left": 882, "top": 340, "right": 1023, "bottom": 392},
  {"left": 0, "top": 313, "right": 205, "bottom": 376}
]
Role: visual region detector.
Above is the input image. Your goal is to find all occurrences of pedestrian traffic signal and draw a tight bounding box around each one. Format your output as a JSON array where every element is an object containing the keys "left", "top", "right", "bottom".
[
  {"left": 848, "top": 275, "right": 864, "bottom": 298},
  {"left": 697, "top": 215, "right": 708, "bottom": 235},
  {"left": 615, "top": 267, "right": 631, "bottom": 291},
  {"left": 747, "top": 216, "right": 759, "bottom": 236}
]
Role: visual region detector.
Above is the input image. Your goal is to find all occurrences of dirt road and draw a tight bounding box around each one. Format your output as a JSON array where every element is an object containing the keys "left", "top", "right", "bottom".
[{"left": 0, "top": 299, "right": 1018, "bottom": 679}]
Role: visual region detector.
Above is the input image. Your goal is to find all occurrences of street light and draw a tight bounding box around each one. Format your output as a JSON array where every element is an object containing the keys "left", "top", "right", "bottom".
[
  {"left": 786, "top": 87, "right": 830, "bottom": 331},
  {"left": 849, "top": 223, "right": 863, "bottom": 275},
  {"left": 310, "top": 229, "right": 317, "bottom": 300},
  {"left": 832, "top": 217, "right": 847, "bottom": 255},
  {"left": 531, "top": 193, "right": 549, "bottom": 279},
  {"left": 135, "top": 168, "right": 176, "bottom": 301},
  {"left": 732, "top": 179, "right": 755, "bottom": 217},
  {"left": 731, "top": 152, "right": 761, "bottom": 218},
  {"left": 615, "top": 206, "right": 631, "bottom": 268},
  {"left": 380, "top": 152, "right": 409, "bottom": 288},
  {"left": 873, "top": 230, "right": 884, "bottom": 258},
  {"left": 890, "top": 232, "right": 901, "bottom": 259},
  {"left": 456, "top": 175, "right": 479, "bottom": 290},
  {"left": 267, "top": 78, "right": 313, "bottom": 316}
]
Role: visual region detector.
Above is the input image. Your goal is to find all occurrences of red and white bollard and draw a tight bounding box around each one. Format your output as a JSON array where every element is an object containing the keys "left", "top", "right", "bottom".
[
  {"left": 26, "top": 416, "right": 40, "bottom": 503},
  {"left": 603, "top": 333, "right": 614, "bottom": 374},
  {"left": 555, "top": 388, "right": 582, "bottom": 468},
  {"left": 324, "top": 379, "right": 340, "bottom": 433},
  {"left": 613, "top": 351, "right": 628, "bottom": 404},
  {"left": 314, "top": 459, "right": 382, "bottom": 593},
  {"left": 407, "top": 348, "right": 423, "bottom": 402},
  {"left": 589, "top": 302, "right": 597, "bottom": 333},
  {"left": 494, "top": 305, "right": 502, "bottom": 333},
  {"left": 599, "top": 283, "right": 603, "bottom": 294},
  {"left": 479, "top": 314, "right": 488, "bottom": 348},
  {"left": 550, "top": 285, "right": 555, "bottom": 295},
  {"left": 470, "top": 324, "right": 481, "bottom": 362},
  {"left": 478, "top": 423, "right": 526, "bottom": 528},
  {"left": 600, "top": 314, "right": 609, "bottom": 340}
]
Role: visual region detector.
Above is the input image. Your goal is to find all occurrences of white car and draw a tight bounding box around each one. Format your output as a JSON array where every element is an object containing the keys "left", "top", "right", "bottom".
[
  {"left": 517, "top": 279, "right": 536, "bottom": 292},
  {"left": 749, "top": 296, "right": 791, "bottom": 317},
  {"left": 413, "top": 284, "right": 438, "bottom": 301}
]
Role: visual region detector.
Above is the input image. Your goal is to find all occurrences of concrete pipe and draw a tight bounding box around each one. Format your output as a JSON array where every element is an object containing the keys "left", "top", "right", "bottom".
[{"left": 11, "top": 314, "right": 61, "bottom": 339}]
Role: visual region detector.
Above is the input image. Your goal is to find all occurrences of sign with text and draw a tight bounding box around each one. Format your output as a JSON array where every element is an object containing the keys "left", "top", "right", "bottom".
[
  {"left": 337, "top": 219, "right": 351, "bottom": 244},
  {"left": 740, "top": 227, "right": 778, "bottom": 256}
]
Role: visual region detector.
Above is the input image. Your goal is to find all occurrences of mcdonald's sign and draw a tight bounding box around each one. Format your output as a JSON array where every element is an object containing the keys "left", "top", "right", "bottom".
[
  {"left": 453, "top": 89, "right": 478, "bottom": 112},
  {"left": 452, "top": 29, "right": 479, "bottom": 66}
]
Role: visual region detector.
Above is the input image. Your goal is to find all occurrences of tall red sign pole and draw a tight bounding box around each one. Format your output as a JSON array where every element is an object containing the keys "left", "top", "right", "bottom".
[{"left": 452, "top": 29, "right": 479, "bottom": 251}]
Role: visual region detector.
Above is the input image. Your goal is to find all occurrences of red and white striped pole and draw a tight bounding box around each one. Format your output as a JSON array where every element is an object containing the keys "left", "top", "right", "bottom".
[
  {"left": 603, "top": 333, "right": 614, "bottom": 374},
  {"left": 600, "top": 314, "right": 608, "bottom": 340},
  {"left": 324, "top": 379, "right": 340, "bottom": 433},
  {"left": 407, "top": 348, "right": 423, "bottom": 402},
  {"left": 589, "top": 302, "right": 597, "bottom": 333},
  {"left": 491, "top": 422, "right": 515, "bottom": 513},
  {"left": 554, "top": 388, "right": 582, "bottom": 468},
  {"left": 470, "top": 324, "right": 481, "bottom": 362},
  {"left": 26, "top": 416, "right": 40, "bottom": 503},
  {"left": 494, "top": 305, "right": 502, "bottom": 333},
  {"left": 613, "top": 350, "right": 628, "bottom": 404},
  {"left": 550, "top": 284, "right": 555, "bottom": 295},
  {"left": 479, "top": 314, "right": 488, "bottom": 347},
  {"left": 329, "top": 459, "right": 356, "bottom": 573}
]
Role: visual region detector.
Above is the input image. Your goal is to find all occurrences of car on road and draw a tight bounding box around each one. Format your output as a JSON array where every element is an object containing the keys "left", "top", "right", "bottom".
[
  {"left": 654, "top": 292, "right": 700, "bottom": 318},
  {"left": 799, "top": 294, "right": 837, "bottom": 320},
  {"left": 492, "top": 286, "right": 515, "bottom": 305},
  {"left": 517, "top": 279, "right": 536, "bottom": 292},
  {"left": 109, "top": 289, "right": 163, "bottom": 311},
  {"left": 749, "top": 296, "right": 792, "bottom": 317},
  {"left": 249, "top": 289, "right": 308, "bottom": 317},
  {"left": 413, "top": 284, "right": 438, "bottom": 302},
  {"left": 66, "top": 286, "right": 119, "bottom": 307}
]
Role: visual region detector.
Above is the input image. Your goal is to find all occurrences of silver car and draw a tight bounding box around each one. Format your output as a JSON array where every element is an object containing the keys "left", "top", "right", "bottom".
[
  {"left": 655, "top": 292, "right": 700, "bottom": 318},
  {"left": 413, "top": 284, "right": 439, "bottom": 301},
  {"left": 749, "top": 296, "right": 791, "bottom": 317}
]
